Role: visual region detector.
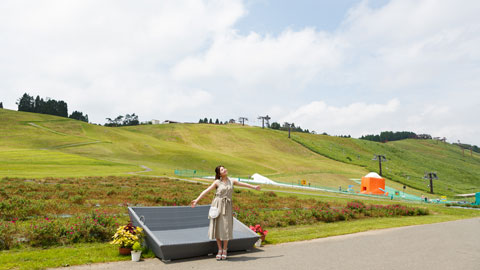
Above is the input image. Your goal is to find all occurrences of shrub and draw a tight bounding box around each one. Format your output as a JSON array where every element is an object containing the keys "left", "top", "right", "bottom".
[
  {"left": 0, "top": 197, "right": 44, "bottom": 220},
  {"left": 264, "top": 191, "right": 277, "bottom": 197},
  {"left": 59, "top": 191, "right": 70, "bottom": 199},
  {"left": 0, "top": 219, "right": 19, "bottom": 250},
  {"left": 27, "top": 218, "right": 59, "bottom": 247},
  {"left": 71, "top": 195, "right": 84, "bottom": 205},
  {"left": 62, "top": 212, "right": 116, "bottom": 243}
]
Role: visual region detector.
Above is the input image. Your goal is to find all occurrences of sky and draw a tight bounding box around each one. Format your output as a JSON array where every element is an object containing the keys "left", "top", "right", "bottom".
[{"left": 1, "top": 0, "right": 479, "bottom": 145}]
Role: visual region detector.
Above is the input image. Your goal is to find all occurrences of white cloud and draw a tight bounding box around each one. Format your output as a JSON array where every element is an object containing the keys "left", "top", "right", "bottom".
[
  {"left": 0, "top": 0, "right": 244, "bottom": 122},
  {"left": 172, "top": 28, "right": 344, "bottom": 92},
  {"left": 1, "top": 0, "right": 479, "bottom": 145},
  {"left": 281, "top": 99, "right": 400, "bottom": 136}
]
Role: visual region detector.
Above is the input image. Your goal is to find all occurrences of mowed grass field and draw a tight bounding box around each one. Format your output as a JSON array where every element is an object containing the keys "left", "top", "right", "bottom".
[
  {"left": 1, "top": 108, "right": 479, "bottom": 196},
  {"left": 0, "top": 109, "right": 367, "bottom": 188},
  {"left": 292, "top": 133, "right": 480, "bottom": 196}
]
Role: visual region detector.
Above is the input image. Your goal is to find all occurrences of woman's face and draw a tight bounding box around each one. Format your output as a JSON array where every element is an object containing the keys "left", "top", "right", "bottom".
[{"left": 220, "top": 167, "right": 228, "bottom": 176}]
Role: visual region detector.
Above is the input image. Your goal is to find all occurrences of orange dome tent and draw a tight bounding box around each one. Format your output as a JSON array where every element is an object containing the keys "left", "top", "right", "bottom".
[{"left": 360, "top": 172, "right": 385, "bottom": 195}]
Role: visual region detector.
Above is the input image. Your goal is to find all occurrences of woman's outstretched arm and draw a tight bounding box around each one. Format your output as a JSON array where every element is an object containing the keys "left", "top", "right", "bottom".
[
  {"left": 233, "top": 180, "right": 261, "bottom": 190},
  {"left": 191, "top": 181, "right": 218, "bottom": 207}
]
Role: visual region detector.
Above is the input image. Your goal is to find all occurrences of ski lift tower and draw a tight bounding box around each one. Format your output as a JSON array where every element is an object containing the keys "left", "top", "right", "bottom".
[
  {"left": 423, "top": 172, "right": 438, "bottom": 194},
  {"left": 372, "top": 154, "right": 387, "bottom": 176}
]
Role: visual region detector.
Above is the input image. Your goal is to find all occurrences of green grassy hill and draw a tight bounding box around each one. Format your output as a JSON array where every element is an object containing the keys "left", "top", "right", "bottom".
[
  {"left": 1, "top": 108, "right": 479, "bottom": 196},
  {"left": 292, "top": 133, "right": 480, "bottom": 196}
]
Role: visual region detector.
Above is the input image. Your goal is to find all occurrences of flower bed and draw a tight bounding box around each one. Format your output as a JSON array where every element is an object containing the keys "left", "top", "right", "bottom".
[
  {"left": 1, "top": 210, "right": 119, "bottom": 249},
  {"left": 0, "top": 177, "right": 429, "bottom": 250}
]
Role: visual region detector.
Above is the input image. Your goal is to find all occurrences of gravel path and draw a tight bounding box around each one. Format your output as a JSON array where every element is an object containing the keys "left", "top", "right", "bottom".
[{"left": 58, "top": 217, "right": 480, "bottom": 270}]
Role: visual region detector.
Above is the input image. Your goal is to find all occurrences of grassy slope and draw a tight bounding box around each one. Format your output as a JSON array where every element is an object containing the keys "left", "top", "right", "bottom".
[
  {"left": 0, "top": 109, "right": 366, "bottom": 188},
  {"left": 292, "top": 133, "right": 480, "bottom": 196},
  {"left": 1, "top": 108, "right": 479, "bottom": 196}
]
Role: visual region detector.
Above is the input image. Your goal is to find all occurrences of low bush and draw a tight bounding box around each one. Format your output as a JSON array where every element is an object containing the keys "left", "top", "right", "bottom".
[{"left": 0, "top": 219, "right": 19, "bottom": 250}]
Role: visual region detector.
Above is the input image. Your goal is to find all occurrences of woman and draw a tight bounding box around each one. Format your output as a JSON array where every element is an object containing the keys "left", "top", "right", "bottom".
[{"left": 191, "top": 165, "right": 260, "bottom": 260}]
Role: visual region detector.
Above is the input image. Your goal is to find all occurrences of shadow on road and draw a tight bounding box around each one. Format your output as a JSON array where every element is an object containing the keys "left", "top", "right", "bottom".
[
  {"left": 226, "top": 255, "right": 284, "bottom": 262},
  {"left": 162, "top": 248, "right": 267, "bottom": 264}
]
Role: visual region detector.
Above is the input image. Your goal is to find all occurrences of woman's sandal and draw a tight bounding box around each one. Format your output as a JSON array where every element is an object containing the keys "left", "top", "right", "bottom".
[
  {"left": 216, "top": 250, "right": 222, "bottom": 260},
  {"left": 221, "top": 249, "right": 228, "bottom": 260}
]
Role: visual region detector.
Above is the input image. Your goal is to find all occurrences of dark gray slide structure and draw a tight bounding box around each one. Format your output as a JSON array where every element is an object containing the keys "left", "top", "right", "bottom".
[{"left": 128, "top": 206, "right": 260, "bottom": 261}]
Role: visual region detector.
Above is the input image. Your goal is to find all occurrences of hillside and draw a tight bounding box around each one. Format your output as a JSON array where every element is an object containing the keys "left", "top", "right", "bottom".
[
  {"left": 292, "top": 133, "right": 480, "bottom": 196},
  {"left": 1, "top": 108, "right": 479, "bottom": 196}
]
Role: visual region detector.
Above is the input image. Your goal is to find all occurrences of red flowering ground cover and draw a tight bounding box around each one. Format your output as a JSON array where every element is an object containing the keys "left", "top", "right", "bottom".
[{"left": 0, "top": 176, "right": 428, "bottom": 249}]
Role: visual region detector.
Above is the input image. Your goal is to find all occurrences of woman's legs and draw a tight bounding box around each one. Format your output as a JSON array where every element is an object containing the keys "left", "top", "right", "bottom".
[
  {"left": 223, "top": 240, "right": 228, "bottom": 250},
  {"left": 215, "top": 238, "right": 222, "bottom": 260},
  {"left": 215, "top": 238, "right": 222, "bottom": 250},
  {"left": 222, "top": 240, "right": 229, "bottom": 259}
]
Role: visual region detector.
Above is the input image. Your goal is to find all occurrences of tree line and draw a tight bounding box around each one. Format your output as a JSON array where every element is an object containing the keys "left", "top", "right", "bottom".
[
  {"left": 105, "top": 114, "right": 139, "bottom": 127},
  {"left": 198, "top": 118, "right": 230, "bottom": 124},
  {"left": 360, "top": 131, "right": 428, "bottom": 142},
  {"left": 454, "top": 142, "right": 480, "bottom": 154},
  {"left": 269, "top": 122, "right": 312, "bottom": 134},
  {"left": 16, "top": 93, "right": 89, "bottom": 122}
]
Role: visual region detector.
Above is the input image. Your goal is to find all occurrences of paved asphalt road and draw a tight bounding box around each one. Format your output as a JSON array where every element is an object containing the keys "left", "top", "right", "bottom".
[{"left": 60, "top": 218, "right": 480, "bottom": 270}]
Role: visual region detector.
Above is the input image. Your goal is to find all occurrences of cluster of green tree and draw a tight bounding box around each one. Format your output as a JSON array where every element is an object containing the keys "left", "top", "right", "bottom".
[
  {"left": 198, "top": 118, "right": 228, "bottom": 124},
  {"left": 105, "top": 113, "right": 139, "bottom": 127},
  {"left": 336, "top": 135, "right": 351, "bottom": 138},
  {"left": 17, "top": 93, "right": 68, "bottom": 117},
  {"left": 360, "top": 131, "right": 420, "bottom": 142},
  {"left": 69, "top": 111, "right": 89, "bottom": 122},
  {"left": 16, "top": 93, "right": 89, "bottom": 122},
  {"left": 454, "top": 143, "right": 480, "bottom": 153},
  {"left": 269, "top": 122, "right": 311, "bottom": 133}
]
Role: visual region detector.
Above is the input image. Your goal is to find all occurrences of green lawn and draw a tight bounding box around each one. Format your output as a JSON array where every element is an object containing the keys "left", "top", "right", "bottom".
[{"left": 3, "top": 108, "right": 479, "bottom": 197}]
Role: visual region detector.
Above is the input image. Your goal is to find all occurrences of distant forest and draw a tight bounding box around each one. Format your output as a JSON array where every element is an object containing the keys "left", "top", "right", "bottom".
[
  {"left": 269, "top": 122, "right": 311, "bottom": 134},
  {"left": 454, "top": 143, "right": 480, "bottom": 154},
  {"left": 360, "top": 131, "right": 427, "bottom": 142},
  {"left": 360, "top": 131, "right": 479, "bottom": 152},
  {"left": 16, "top": 93, "right": 88, "bottom": 122}
]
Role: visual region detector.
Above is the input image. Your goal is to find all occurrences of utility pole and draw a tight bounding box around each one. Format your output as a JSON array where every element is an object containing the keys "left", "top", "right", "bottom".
[
  {"left": 372, "top": 154, "right": 387, "bottom": 176},
  {"left": 238, "top": 117, "right": 248, "bottom": 126},
  {"left": 423, "top": 172, "right": 438, "bottom": 194}
]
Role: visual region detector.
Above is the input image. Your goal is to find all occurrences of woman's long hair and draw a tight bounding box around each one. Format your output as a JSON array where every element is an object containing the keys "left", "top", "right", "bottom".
[{"left": 215, "top": 165, "right": 223, "bottom": 180}]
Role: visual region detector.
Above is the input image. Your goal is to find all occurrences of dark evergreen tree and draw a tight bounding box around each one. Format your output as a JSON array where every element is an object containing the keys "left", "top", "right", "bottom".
[
  {"left": 17, "top": 93, "right": 35, "bottom": 112},
  {"left": 199, "top": 119, "right": 204, "bottom": 123},
  {"left": 0, "top": 102, "right": 3, "bottom": 109},
  {"left": 361, "top": 131, "right": 418, "bottom": 142},
  {"left": 270, "top": 122, "right": 281, "bottom": 129},
  {"left": 209, "top": 118, "right": 213, "bottom": 124},
  {"left": 215, "top": 118, "right": 219, "bottom": 124},
  {"left": 34, "top": 96, "right": 44, "bottom": 113},
  {"left": 69, "top": 111, "right": 89, "bottom": 122},
  {"left": 204, "top": 117, "right": 208, "bottom": 123}
]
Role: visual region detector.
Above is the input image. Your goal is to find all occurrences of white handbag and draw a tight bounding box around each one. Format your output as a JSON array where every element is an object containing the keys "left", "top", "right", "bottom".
[{"left": 209, "top": 206, "right": 220, "bottom": 219}]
